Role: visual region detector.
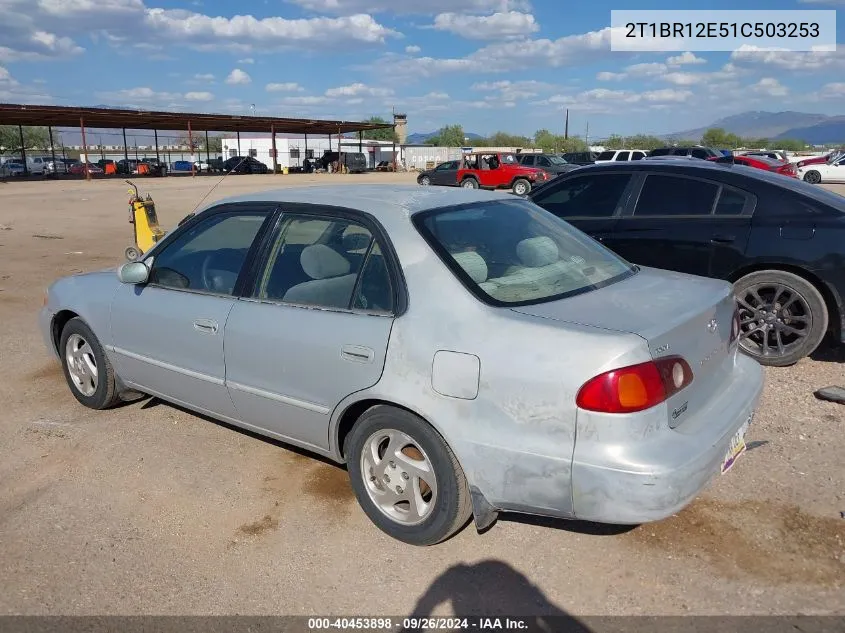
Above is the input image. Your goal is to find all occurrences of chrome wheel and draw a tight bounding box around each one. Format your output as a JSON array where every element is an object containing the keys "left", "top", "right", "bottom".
[
  {"left": 360, "top": 428, "right": 438, "bottom": 526},
  {"left": 65, "top": 333, "right": 98, "bottom": 396},
  {"left": 461, "top": 179, "right": 478, "bottom": 189},
  {"left": 513, "top": 180, "right": 529, "bottom": 195},
  {"left": 419, "top": 176, "right": 431, "bottom": 186},
  {"left": 736, "top": 283, "right": 811, "bottom": 359}
]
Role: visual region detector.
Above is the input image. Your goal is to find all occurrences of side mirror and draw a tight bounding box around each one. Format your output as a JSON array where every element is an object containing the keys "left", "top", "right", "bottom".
[{"left": 117, "top": 261, "right": 150, "bottom": 284}]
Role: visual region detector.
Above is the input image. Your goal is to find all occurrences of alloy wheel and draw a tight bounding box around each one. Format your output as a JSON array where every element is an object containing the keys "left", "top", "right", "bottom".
[
  {"left": 736, "top": 283, "right": 811, "bottom": 360},
  {"left": 65, "top": 333, "right": 98, "bottom": 396}
]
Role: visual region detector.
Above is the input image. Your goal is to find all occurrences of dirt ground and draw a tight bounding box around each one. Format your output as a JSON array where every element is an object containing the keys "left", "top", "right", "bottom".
[{"left": 0, "top": 173, "right": 844, "bottom": 617}]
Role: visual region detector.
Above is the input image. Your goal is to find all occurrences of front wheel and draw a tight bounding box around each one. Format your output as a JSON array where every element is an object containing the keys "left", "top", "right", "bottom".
[
  {"left": 59, "top": 317, "right": 122, "bottom": 409},
  {"left": 512, "top": 178, "right": 531, "bottom": 196},
  {"left": 419, "top": 175, "right": 431, "bottom": 186},
  {"left": 803, "top": 170, "right": 821, "bottom": 184},
  {"left": 460, "top": 178, "right": 479, "bottom": 189},
  {"left": 734, "top": 270, "right": 828, "bottom": 366},
  {"left": 345, "top": 405, "right": 473, "bottom": 546}
]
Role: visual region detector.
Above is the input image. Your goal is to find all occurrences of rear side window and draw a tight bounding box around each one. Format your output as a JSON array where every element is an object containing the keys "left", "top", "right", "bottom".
[
  {"left": 596, "top": 151, "right": 615, "bottom": 161},
  {"left": 634, "top": 175, "right": 719, "bottom": 216},
  {"left": 691, "top": 149, "right": 710, "bottom": 160},
  {"left": 714, "top": 188, "right": 748, "bottom": 215},
  {"left": 521, "top": 155, "right": 535, "bottom": 166},
  {"left": 614, "top": 151, "right": 630, "bottom": 161},
  {"left": 632, "top": 152, "right": 645, "bottom": 160},
  {"left": 649, "top": 148, "right": 672, "bottom": 157},
  {"left": 531, "top": 173, "right": 631, "bottom": 218}
]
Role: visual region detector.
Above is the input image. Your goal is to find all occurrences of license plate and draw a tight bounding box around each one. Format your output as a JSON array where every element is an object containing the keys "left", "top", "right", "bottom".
[{"left": 721, "top": 410, "right": 754, "bottom": 474}]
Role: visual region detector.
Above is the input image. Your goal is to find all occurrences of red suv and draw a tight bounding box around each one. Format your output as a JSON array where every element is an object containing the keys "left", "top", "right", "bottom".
[{"left": 457, "top": 151, "right": 550, "bottom": 195}]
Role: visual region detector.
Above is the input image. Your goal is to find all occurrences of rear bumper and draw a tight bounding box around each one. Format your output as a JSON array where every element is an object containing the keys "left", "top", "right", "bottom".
[{"left": 570, "top": 353, "right": 764, "bottom": 524}]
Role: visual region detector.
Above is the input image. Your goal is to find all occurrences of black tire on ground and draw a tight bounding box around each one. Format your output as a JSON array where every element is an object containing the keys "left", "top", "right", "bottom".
[
  {"left": 734, "top": 270, "right": 828, "bottom": 366},
  {"left": 345, "top": 405, "right": 473, "bottom": 546},
  {"left": 460, "top": 178, "right": 479, "bottom": 189},
  {"left": 512, "top": 178, "right": 531, "bottom": 195},
  {"left": 419, "top": 175, "right": 431, "bottom": 185},
  {"left": 59, "top": 317, "right": 122, "bottom": 409},
  {"left": 803, "top": 170, "right": 821, "bottom": 184}
]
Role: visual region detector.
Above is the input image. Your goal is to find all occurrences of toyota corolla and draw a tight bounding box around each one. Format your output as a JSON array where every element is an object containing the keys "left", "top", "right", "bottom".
[{"left": 40, "top": 185, "right": 764, "bottom": 545}]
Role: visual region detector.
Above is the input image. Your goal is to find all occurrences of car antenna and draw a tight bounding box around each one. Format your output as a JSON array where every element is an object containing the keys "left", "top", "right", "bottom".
[{"left": 188, "top": 155, "right": 250, "bottom": 216}]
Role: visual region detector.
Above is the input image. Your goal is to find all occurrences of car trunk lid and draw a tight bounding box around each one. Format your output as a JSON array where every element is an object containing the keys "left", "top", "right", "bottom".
[{"left": 511, "top": 266, "right": 738, "bottom": 428}]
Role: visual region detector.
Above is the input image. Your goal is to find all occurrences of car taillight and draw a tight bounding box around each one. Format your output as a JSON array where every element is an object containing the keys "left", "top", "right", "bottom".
[{"left": 576, "top": 356, "right": 694, "bottom": 414}]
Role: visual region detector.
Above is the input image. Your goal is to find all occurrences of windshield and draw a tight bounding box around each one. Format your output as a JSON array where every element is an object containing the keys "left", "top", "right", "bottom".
[
  {"left": 415, "top": 199, "right": 636, "bottom": 306},
  {"left": 499, "top": 153, "right": 519, "bottom": 165},
  {"left": 596, "top": 151, "right": 615, "bottom": 160}
]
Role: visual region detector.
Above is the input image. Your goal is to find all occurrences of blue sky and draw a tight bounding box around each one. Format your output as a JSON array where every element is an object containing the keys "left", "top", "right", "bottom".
[{"left": 1, "top": 0, "right": 844, "bottom": 138}]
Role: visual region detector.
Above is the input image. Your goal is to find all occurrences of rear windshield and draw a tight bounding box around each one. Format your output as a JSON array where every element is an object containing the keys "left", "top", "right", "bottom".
[
  {"left": 649, "top": 148, "right": 672, "bottom": 156},
  {"left": 415, "top": 199, "right": 636, "bottom": 306}
]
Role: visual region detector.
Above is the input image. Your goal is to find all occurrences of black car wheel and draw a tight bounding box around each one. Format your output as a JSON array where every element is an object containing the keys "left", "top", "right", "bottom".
[
  {"left": 734, "top": 270, "right": 828, "bottom": 366},
  {"left": 803, "top": 170, "right": 821, "bottom": 184},
  {"left": 419, "top": 175, "right": 431, "bottom": 186},
  {"left": 59, "top": 317, "right": 122, "bottom": 409}
]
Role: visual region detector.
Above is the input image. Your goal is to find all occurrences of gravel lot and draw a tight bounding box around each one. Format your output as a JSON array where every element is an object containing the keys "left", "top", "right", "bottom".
[{"left": 0, "top": 173, "right": 843, "bottom": 617}]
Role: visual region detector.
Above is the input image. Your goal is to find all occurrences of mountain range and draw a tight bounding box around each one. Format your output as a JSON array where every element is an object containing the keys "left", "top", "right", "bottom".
[{"left": 668, "top": 110, "right": 845, "bottom": 144}]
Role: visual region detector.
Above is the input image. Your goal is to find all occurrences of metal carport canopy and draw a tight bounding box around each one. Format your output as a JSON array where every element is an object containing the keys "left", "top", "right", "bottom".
[{"left": 0, "top": 103, "right": 394, "bottom": 135}]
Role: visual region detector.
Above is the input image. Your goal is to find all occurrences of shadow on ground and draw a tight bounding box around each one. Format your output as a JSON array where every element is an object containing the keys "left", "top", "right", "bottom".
[{"left": 399, "top": 560, "right": 591, "bottom": 631}]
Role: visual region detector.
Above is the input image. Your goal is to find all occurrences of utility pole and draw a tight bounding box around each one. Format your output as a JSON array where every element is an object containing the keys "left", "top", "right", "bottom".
[
  {"left": 564, "top": 109, "right": 569, "bottom": 140},
  {"left": 585, "top": 122, "right": 589, "bottom": 148}
]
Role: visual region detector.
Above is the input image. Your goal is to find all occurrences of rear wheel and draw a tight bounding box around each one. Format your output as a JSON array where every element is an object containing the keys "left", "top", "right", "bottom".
[
  {"left": 419, "top": 175, "right": 431, "bottom": 186},
  {"left": 461, "top": 177, "right": 479, "bottom": 189},
  {"left": 345, "top": 405, "right": 472, "bottom": 546},
  {"left": 512, "top": 178, "right": 531, "bottom": 195},
  {"left": 803, "top": 170, "right": 821, "bottom": 184},
  {"left": 734, "top": 270, "right": 828, "bottom": 366},
  {"left": 59, "top": 317, "right": 121, "bottom": 409}
]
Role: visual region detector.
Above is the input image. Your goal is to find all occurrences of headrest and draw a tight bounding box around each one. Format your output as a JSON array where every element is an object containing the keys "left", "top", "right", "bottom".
[
  {"left": 300, "top": 244, "right": 351, "bottom": 280},
  {"left": 452, "top": 250, "right": 488, "bottom": 283},
  {"left": 517, "top": 236, "right": 558, "bottom": 267},
  {"left": 342, "top": 232, "right": 372, "bottom": 252}
]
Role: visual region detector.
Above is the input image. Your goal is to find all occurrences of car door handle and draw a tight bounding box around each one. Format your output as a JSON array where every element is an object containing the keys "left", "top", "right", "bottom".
[
  {"left": 341, "top": 345, "right": 374, "bottom": 363},
  {"left": 710, "top": 234, "right": 736, "bottom": 244},
  {"left": 193, "top": 318, "right": 219, "bottom": 334}
]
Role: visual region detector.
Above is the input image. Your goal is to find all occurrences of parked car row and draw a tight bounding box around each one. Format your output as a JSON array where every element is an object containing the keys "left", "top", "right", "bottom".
[{"left": 417, "top": 151, "right": 552, "bottom": 194}]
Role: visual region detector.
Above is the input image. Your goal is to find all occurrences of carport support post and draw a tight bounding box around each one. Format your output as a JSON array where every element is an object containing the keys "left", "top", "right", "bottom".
[
  {"left": 358, "top": 130, "right": 362, "bottom": 153},
  {"left": 48, "top": 126, "right": 57, "bottom": 174},
  {"left": 80, "top": 118, "right": 90, "bottom": 181},
  {"left": 338, "top": 126, "right": 343, "bottom": 175},
  {"left": 304, "top": 133, "right": 308, "bottom": 160},
  {"left": 122, "top": 128, "right": 129, "bottom": 163},
  {"left": 188, "top": 121, "right": 195, "bottom": 177},
  {"left": 237, "top": 131, "right": 241, "bottom": 156},
  {"left": 270, "top": 124, "right": 278, "bottom": 174},
  {"left": 154, "top": 130, "right": 160, "bottom": 164},
  {"left": 18, "top": 125, "right": 28, "bottom": 176},
  {"left": 205, "top": 130, "right": 210, "bottom": 166}
]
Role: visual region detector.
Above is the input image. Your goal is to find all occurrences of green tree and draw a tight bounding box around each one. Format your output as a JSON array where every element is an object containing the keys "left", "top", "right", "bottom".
[
  {"left": 486, "top": 131, "right": 532, "bottom": 147},
  {"left": 428, "top": 124, "right": 465, "bottom": 147},
  {"left": 0, "top": 125, "right": 51, "bottom": 154},
  {"left": 361, "top": 116, "right": 397, "bottom": 142},
  {"left": 603, "top": 135, "right": 625, "bottom": 150},
  {"left": 558, "top": 137, "right": 587, "bottom": 153},
  {"left": 624, "top": 134, "right": 666, "bottom": 151},
  {"left": 533, "top": 129, "right": 558, "bottom": 152},
  {"left": 176, "top": 133, "right": 223, "bottom": 153}
]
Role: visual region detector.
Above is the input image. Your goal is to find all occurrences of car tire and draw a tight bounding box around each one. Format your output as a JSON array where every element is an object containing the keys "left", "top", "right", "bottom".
[
  {"left": 419, "top": 175, "right": 431, "bottom": 186},
  {"left": 803, "top": 170, "right": 821, "bottom": 184},
  {"left": 59, "top": 317, "right": 122, "bottom": 409},
  {"left": 460, "top": 178, "right": 479, "bottom": 189},
  {"left": 512, "top": 178, "right": 531, "bottom": 196},
  {"left": 734, "top": 270, "right": 828, "bottom": 366},
  {"left": 345, "top": 405, "right": 473, "bottom": 546}
]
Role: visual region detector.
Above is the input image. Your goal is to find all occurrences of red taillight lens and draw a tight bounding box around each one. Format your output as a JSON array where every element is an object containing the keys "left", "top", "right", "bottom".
[{"left": 576, "top": 356, "right": 694, "bottom": 414}]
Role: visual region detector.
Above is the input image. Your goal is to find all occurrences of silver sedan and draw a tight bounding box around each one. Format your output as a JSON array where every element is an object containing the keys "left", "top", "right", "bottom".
[{"left": 39, "top": 185, "right": 764, "bottom": 545}]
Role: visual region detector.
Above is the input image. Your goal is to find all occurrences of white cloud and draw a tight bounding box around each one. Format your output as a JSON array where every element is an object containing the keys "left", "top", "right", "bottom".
[
  {"left": 751, "top": 77, "right": 789, "bottom": 97},
  {"left": 819, "top": 82, "right": 845, "bottom": 97},
  {"left": 237, "top": 57, "right": 254, "bottom": 64},
  {"left": 431, "top": 11, "right": 539, "bottom": 40},
  {"left": 265, "top": 82, "right": 304, "bottom": 92},
  {"left": 666, "top": 51, "right": 706, "bottom": 66},
  {"left": 731, "top": 47, "right": 845, "bottom": 72},
  {"left": 663, "top": 72, "right": 703, "bottom": 86},
  {"left": 471, "top": 79, "right": 555, "bottom": 100},
  {"left": 597, "top": 60, "right": 742, "bottom": 87},
  {"left": 193, "top": 73, "right": 215, "bottom": 81},
  {"left": 370, "top": 26, "right": 617, "bottom": 78},
  {"left": 184, "top": 91, "right": 214, "bottom": 101},
  {"left": 324, "top": 82, "right": 393, "bottom": 97},
  {"left": 0, "top": 0, "right": 401, "bottom": 61},
  {"left": 278, "top": 95, "right": 331, "bottom": 106},
  {"left": 596, "top": 62, "right": 666, "bottom": 81},
  {"left": 0, "top": 65, "right": 15, "bottom": 84},
  {"left": 405, "top": 45, "right": 421, "bottom": 54},
  {"left": 96, "top": 86, "right": 182, "bottom": 104},
  {"left": 284, "top": 0, "right": 531, "bottom": 15},
  {"left": 225, "top": 68, "right": 251, "bottom": 85},
  {"left": 534, "top": 86, "right": 693, "bottom": 113}
]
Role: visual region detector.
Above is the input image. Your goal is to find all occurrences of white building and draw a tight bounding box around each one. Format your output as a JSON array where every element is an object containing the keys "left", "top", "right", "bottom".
[{"left": 220, "top": 133, "right": 397, "bottom": 170}]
